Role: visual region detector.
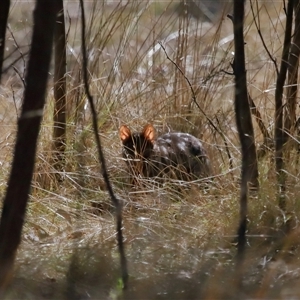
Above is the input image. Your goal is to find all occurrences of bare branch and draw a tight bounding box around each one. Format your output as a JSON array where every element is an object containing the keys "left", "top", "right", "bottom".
[
  {"left": 79, "top": 0, "right": 128, "bottom": 289},
  {"left": 159, "top": 41, "right": 233, "bottom": 171},
  {"left": 250, "top": 0, "right": 279, "bottom": 75},
  {"left": 12, "top": 66, "right": 26, "bottom": 88}
]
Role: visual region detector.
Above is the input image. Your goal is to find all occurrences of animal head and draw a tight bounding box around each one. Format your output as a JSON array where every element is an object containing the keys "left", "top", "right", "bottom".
[{"left": 119, "top": 124, "right": 156, "bottom": 179}]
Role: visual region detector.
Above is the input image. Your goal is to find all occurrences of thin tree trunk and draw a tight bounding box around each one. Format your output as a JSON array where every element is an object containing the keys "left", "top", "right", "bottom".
[
  {"left": 284, "top": 0, "right": 300, "bottom": 141},
  {"left": 275, "top": 0, "right": 294, "bottom": 212},
  {"left": 0, "top": 0, "right": 58, "bottom": 291},
  {"left": 53, "top": 0, "right": 67, "bottom": 179},
  {"left": 78, "top": 0, "right": 128, "bottom": 288},
  {"left": 232, "top": 0, "right": 259, "bottom": 262},
  {"left": 0, "top": 0, "right": 10, "bottom": 83}
]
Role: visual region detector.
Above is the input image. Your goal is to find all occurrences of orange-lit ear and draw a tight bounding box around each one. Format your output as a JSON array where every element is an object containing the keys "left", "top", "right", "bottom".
[
  {"left": 119, "top": 125, "right": 131, "bottom": 142},
  {"left": 142, "top": 124, "right": 155, "bottom": 143}
]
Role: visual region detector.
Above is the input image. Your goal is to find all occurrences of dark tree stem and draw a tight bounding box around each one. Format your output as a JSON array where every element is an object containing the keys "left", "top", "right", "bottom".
[
  {"left": 0, "top": 0, "right": 58, "bottom": 292},
  {"left": 275, "top": 0, "right": 294, "bottom": 212},
  {"left": 232, "top": 0, "right": 259, "bottom": 265},
  {"left": 284, "top": 0, "right": 300, "bottom": 144},
  {"left": 0, "top": 0, "right": 10, "bottom": 82},
  {"left": 79, "top": 0, "right": 128, "bottom": 289}
]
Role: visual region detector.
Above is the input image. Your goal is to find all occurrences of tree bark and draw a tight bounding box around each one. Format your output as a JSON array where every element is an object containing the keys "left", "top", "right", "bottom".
[{"left": 0, "top": 0, "right": 58, "bottom": 291}]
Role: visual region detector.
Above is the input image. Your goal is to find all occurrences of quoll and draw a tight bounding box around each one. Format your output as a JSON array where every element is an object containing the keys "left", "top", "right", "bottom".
[{"left": 119, "top": 124, "right": 212, "bottom": 183}]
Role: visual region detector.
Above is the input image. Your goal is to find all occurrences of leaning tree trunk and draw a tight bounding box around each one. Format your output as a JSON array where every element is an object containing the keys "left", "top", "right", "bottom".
[
  {"left": 232, "top": 0, "right": 259, "bottom": 262},
  {"left": 53, "top": 0, "right": 67, "bottom": 179},
  {"left": 0, "top": 0, "right": 10, "bottom": 83},
  {"left": 275, "top": 0, "right": 294, "bottom": 212},
  {"left": 0, "top": 0, "right": 59, "bottom": 291},
  {"left": 78, "top": 0, "right": 129, "bottom": 288}
]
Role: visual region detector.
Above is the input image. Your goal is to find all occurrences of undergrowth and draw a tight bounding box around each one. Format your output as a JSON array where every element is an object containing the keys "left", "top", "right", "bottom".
[{"left": 1, "top": 0, "right": 300, "bottom": 298}]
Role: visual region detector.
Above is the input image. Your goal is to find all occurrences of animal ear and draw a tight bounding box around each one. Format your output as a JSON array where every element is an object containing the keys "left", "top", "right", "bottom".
[
  {"left": 142, "top": 124, "right": 155, "bottom": 143},
  {"left": 119, "top": 125, "right": 131, "bottom": 142}
]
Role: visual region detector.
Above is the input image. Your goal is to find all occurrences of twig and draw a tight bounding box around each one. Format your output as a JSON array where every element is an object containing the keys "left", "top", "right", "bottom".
[
  {"left": 13, "top": 66, "right": 26, "bottom": 88},
  {"left": 248, "top": 93, "right": 270, "bottom": 140},
  {"left": 159, "top": 41, "right": 234, "bottom": 172},
  {"left": 7, "top": 25, "right": 27, "bottom": 79},
  {"left": 250, "top": 0, "right": 279, "bottom": 75},
  {"left": 10, "top": 85, "right": 19, "bottom": 118},
  {"left": 2, "top": 51, "right": 29, "bottom": 75},
  {"left": 248, "top": 93, "right": 273, "bottom": 159},
  {"left": 79, "top": 0, "right": 128, "bottom": 289},
  {"left": 221, "top": 69, "right": 234, "bottom": 76}
]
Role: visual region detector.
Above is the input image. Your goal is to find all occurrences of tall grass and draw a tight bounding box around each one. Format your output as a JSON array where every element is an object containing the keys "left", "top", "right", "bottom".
[{"left": 2, "top": 0, "right": 300, "bottom": 298}]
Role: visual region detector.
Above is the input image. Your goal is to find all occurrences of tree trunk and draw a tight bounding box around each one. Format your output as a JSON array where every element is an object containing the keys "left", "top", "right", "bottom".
[
  {"left": 53, "top": 0, "right": 67, "bottom": 179},
  {"left": 0, "top": 0, "right": 58, "bottom": 291},
  {"left": 0, "top": 0, "right": 10, "bottom": 83},
  {"left": 275, "top": 0, "right": 294, "bottom": 212},
  {"left": 284, "top": 0, "right": 300, "bottom": 142},
  {"left": 232, "top": 0, "right": 259, "bottom": 261}
]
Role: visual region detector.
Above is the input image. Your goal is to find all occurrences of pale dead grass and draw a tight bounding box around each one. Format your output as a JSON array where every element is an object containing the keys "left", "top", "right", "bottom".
[{"left": 1, "top": 0, "right": 300, "bottom": 298}]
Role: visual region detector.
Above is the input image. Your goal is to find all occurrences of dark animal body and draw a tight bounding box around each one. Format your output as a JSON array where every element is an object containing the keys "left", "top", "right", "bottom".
[{"left": 119, "top": 124, "right": 212, "bottom": 183}]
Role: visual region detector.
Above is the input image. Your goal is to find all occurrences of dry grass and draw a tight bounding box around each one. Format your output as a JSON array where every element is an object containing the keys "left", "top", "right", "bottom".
[{"left": 1, "top": 0, "right": 300, "bottom": 298}]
